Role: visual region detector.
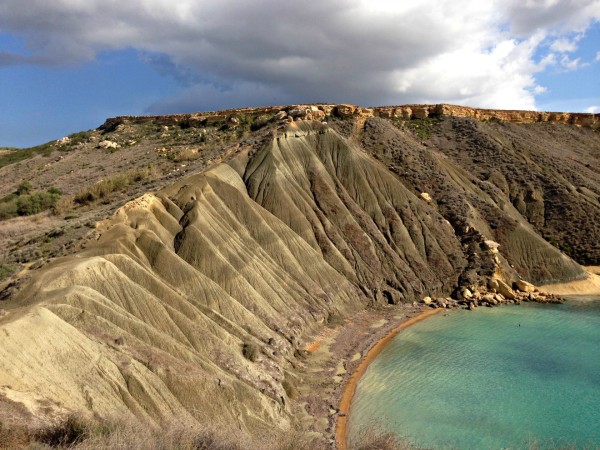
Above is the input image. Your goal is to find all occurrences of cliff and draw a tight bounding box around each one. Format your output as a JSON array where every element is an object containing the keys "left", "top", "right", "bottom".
[
  {"left": 0, "top": 103, "right": 598, "bottom": 447},
  {"left": 100, "top": 103, "right": 600, "bottom": 131}
]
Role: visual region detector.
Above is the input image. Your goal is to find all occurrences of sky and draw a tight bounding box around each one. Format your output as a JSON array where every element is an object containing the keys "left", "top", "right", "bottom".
[{"left": 1, "top": 0, "right": 599, "bottom": 148}]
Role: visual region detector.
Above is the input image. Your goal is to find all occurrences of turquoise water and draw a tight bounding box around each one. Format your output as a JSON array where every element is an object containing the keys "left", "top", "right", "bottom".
[{"left": 348, "top": 298, "right": 600, "bottom": 449}]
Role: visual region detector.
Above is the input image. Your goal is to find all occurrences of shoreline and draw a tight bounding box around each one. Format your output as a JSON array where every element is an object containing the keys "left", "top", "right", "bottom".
[
  {"left": 334, "top": 308, "right": 443, "bottom": 450},
  {"left": 540, "top": 268, "right": 600, "bottom": 296},
  {"left": 295, "top": 274, "right": 598, "bottom": 450}
]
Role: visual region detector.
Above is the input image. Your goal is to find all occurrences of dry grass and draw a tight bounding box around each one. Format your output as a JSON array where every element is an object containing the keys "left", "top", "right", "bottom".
[
  {"left": 1, "top": 414, "right": 592, "bottom": 450},
  {"left": 52, "top": 196, "right": 75, "bottom": 215},
  {"left": 173, "top": 148, "right": 200, "bottom": 162},
  {"left": 74, "top": 166, "right": 159, "bottom": 205},
  {"left": 0, "top": 415, "right": 326, "bottom": 450}
]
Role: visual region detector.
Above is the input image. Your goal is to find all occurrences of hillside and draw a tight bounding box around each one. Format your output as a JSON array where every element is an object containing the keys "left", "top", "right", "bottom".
[{"left": 0, "top": 104, "right": 598, "bottom": 447}]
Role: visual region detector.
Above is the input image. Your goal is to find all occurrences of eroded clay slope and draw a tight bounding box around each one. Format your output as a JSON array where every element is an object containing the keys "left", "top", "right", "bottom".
[
  {"left": 0, "top": 120, "right": 465, "bottom": 436},
  {"left": 0, "top": 114, "right": 591, "bottom": 439},
  {"left": 356, "top": 117, "right": 586, "bottom": 286},
  {"left": 0, "top": 166, "right": 362, "bottom": 434}
]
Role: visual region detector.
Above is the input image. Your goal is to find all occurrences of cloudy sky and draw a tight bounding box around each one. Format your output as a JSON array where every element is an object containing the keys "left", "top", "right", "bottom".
[{"left": 1, "top": 0, "right": 599, "bottom": 147}]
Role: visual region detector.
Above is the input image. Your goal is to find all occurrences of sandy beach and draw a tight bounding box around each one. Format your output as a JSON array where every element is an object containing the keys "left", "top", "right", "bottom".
[
  {"left": 293, "top": 304, "right": 445, "bottom": 449},
  {"left": 334, "top": 307, "right": 442, "bottom": 450},
  {"left": 291, "top": 268, "right": 600, "bottom": 450},
  {"left": 540, "top": 267, "right": 600, "bottom": 295}
]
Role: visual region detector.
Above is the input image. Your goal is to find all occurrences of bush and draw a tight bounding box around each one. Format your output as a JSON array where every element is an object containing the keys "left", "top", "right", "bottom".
[
  {"left": 242, "top": 342, "right": 259, "bottom": 362},
  {"left": 0, "top": 187, "right": 61, "bottom": 220},
  {"left": 52, "top": 195, "right": 74, "bottom": 215},
  {"left": 174, "top": 148, "right": 200, "bottom": 162},
  {"left": 16, "top": 180, "right": 31, "bottom": 195},
  {"left": 0, "top": 201, "right": 18, "bottom": 220},
  {"left": 16, "top": 191, "right": 60, "bottom": 216},
  {"left": 35, "top": 415, "right": 91, "bottom": 447}
]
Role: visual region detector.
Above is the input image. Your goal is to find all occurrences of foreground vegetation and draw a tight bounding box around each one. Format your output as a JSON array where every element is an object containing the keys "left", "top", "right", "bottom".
[
  {"left": 0, "top": 415, "right": 416, "bottom": 450},
  {"left": 0, "top": 415, "right": 591, "bottom": 450}
]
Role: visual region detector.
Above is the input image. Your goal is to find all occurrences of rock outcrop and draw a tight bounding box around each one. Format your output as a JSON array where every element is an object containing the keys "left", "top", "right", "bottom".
[{"left": 100, "top": 103, "right": 600, "bottom": 133}]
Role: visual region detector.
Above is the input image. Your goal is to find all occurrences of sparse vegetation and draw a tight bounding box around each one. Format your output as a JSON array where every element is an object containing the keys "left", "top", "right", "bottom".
[
  {"left": 52, "top": 195, "right": 75, "bottom": 215},
  {"left": 0, "top": 183, "right": 62, "bottom": 221},
  {"left": 0, "top": 142, "right": 55, "bottom": 169},
  {"left": 0, "top": 264, "right": 15, "bottom": 280},
  {"left": 0, "top": 416, "right": 326, "bottom": 450},
  {"left": 242, "top": 342, "right": 259, "bottom": 362},
  {"left": 250, "top": 114, "right": 274, "bottom": 131},
  {"left": 0, "top": 416, "right": 591, "bottom": 450},
  {"left": 173, "top": 147, "right": 200, "bottom": 162},
  {"left": 74, "top": 165, "right": 159, "bottom": 205},
  {"left": 34, "top": 415, "right": 93, "bottom": 447}
]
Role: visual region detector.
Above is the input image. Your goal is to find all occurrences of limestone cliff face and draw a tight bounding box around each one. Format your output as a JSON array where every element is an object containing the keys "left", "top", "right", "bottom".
[
  {"left": 373, "top": 104, "right": 600, "bottom": 128},
  {"left": 101, "top": 103, "right": 600, "bottom": 131}
]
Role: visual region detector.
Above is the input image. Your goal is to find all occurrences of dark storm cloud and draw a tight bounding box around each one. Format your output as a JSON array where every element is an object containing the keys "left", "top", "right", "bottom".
[{"left": 1, "top": 0, "right": 598, "bottom": 110}]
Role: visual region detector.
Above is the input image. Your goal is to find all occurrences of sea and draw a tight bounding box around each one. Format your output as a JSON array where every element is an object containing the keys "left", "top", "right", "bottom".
[{"left": 347, "top": 296, "right": 600, "bottom": 449}]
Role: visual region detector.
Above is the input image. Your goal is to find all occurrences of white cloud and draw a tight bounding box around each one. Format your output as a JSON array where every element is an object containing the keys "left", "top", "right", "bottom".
[
  {"left": 0, "top": 0, "right": 599, "bottom": 111},
  {"left": 550, "top": 36, "right": 579, "bottom": 52},
  {"left": 596, "top": 51, "right": 600, "bottom": 61},
  {"left": 559, "top": 54, "right": 588, "bottom": 71},
  {"left": 585, "top": 106, "right": 599, "bottom": 113}
]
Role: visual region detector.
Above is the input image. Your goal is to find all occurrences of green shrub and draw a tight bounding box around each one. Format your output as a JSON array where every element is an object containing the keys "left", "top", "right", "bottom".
[
  {"left": 16, "top": 191, "right": 60, "bottom": 216},
  {"left": 0, "top": 143, "right": 54, "bottom": 169},
  {"left": 0, "top": 264, "right": 15, "bottom": 281},
  {"left": 0, "top": 187, "right": 61, "bottom": 220},
  {"left": 16, "top": 180, "right": 32, "bottom": 195},
  {"left": 0, "top": 201, "right": 18, "bottom": 220},
  {"left": 250, "top": 114, "right": 274, "bottom": 131}
]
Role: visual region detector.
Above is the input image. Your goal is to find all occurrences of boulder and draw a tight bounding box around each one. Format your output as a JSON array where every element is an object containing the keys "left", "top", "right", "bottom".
[
  {"left": 496, "top": 279, "right": 516, "bottom": 300},
  {"left": 488, "top": 278, "right": 499, "bottom": 292},
  {"left": 514, "top": 279, "right": 535, "bottom": 293},
  {"left": 334, "top": 104, "right": 357, "bottom": 117},
  {"left": 482, "top": 294, "right": 495, "bottom": 302},
  {"left": 98, "top": 140, "right": 120, "bottom": 149},
  {"left": 462, "top": 288, "right": 473, "bottom": 300},
  {"left": 420, "top": 192, "right": 432, "bottom": 202},
  {"left": 274, "top": 111, "right": 287, "bottom": 120},
  {"left": 422, "top": 296, "right": 433, "bottom": 305},
  {"left": 483, "top": 240, "right": 500, "bottom": 253},
  {"left": 288, "top": 107, "right": 310, "bottom": 118},
  {"left": 307, "top": 110, "right": 326, "bottom": 120}
]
